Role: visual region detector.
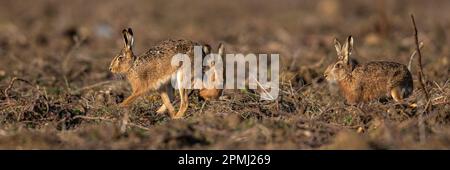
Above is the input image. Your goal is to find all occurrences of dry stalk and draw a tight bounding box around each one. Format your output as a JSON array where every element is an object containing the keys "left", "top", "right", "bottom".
[
  {"left": 72, "top": 115, "right": 150, "bottom": 131},
  {"left": 411, "top": 14, "right": 431, "bottom": 112},
  {"left": 4, "top": 77, "right": 34, "bottom": 103}
]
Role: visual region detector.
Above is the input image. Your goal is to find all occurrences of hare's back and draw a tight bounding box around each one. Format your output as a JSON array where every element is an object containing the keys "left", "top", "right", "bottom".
[
  {"left": 353, "top": 61, "right": 412, "bottom": 86},
  {"left": 354, "top": 61, "right": 408, "bottom": 75},
  {"left": 141, "top": 39, "right": 198, "bottom": 65},
  {"left": 145, "top": 39, "right": 198, "bottom": 58},
  {"left": 133, "top": 39, "right": 199, "bottom": 86}
]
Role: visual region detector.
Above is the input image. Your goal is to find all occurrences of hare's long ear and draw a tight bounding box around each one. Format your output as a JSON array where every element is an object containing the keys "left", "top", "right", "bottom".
[
  {"left": 202, "top": 44, "right": 212, "bottom": 67},
  {"left": 342, "top": 36, "right": 353, "bottom": 64},
  {"left": 122, "top": 28, "right": 134, "bottom": 50},
  {"left": 202, "top": 44, "right": 211, "bottom": 54},
  {"left": 334, "top": 38, "right": 342, "bottom": 57},
  {"left": 218, "top": 43, "right": 224, "bottom": 56},
  {"left": 346, "top": 36, "right": 353, "bottom": 56}
]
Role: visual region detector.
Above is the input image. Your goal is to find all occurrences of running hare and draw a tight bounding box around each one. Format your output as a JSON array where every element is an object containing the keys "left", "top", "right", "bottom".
[
  {"left": 324, "top": 36, "right": 413, "bottom": 105},
  {"left": 199, "top": 43, "right": 225, "bottom": 101},
  {"left": 109, "top": 28, "right": 200, "bottom": 119}
]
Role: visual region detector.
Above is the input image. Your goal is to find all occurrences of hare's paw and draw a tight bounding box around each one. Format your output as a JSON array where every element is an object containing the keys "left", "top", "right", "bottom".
[
  {"left": 119, "top": 102, "right": 130, "bottom": 108},
  {"left": 156, "top": 105, "right": 167, "bottom": 114},
  {"left": 172, "top": 115, "right": 184, "bottom": 119}
]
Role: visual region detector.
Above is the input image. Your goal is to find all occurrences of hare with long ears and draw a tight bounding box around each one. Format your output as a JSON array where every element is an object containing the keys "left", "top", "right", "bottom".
[
  {"left": 324, "top": 36, "right": 413, "bottom": 105},
  {"left": 109, "top": 28, "right": 200, "bottom": 119},
  {"left": 199, "top": 43, "right": 225, "bottom": 101}
]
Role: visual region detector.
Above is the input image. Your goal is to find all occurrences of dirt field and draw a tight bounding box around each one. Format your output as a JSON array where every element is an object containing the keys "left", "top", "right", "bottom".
[{"left": 0, "top": 0, "right": 449, "bottom": 149}]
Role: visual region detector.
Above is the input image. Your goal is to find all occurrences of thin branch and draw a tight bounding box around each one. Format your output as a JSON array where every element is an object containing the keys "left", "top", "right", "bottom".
[
  {"left": 305, "top": 57, "right": 325, "bottom": 69},
  {"left": 72, "top": 115, "right": 114, "bottom": 122},
  {"left": 72, "top": 115, "right": 150, "bottom": 131},
  {"left": 4, "top": 77, "right": 34, "bottom": 103},
  {"left": 252, "top": 77, "right": 275, "bottom": 100},
  {"left": 71, "top": 80, "right": 116, "bottom": 94},
  {"left": 62, "top": 36, "right": 85, "bottom": 92},
  {"left": 411, "top": 14, "right": 431, "bottom": 112}
]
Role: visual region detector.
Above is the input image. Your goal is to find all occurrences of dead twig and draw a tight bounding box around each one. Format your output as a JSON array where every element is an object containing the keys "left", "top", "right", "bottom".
[
  {"left": 305, "top": 57, "right": 325, "bottom": 69},
  {"left": 72, "top": 115, "right": 114, "bottom": 122},
  {"left": 411, "top": 14, "right": 431, "bottom": 113},
  {"left": 4, "top": 77, "right": 34, "bottom": 103},
  {"left": 71, "top": 80, "right": 116, "bottom": 94},
  {"left": 62, "top": 36, "right": 85, "bottom": 92},
  {"left": 72, "top": 115, "right": 150, "bottom": 131},
  {"left": 252, "top": 77, "right": 275, "bottom": 100}
]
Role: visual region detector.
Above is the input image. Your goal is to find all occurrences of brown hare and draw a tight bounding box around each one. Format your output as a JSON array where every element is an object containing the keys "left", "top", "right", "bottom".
[
  {"left": 109, "top": 28, "right": 201, "bottom": 119},
  {"left": 199, "top": 43, "right": 225, "bottom": 101},
  {"left": 324, "top": 36, "right": 413, "bottom": 105}
]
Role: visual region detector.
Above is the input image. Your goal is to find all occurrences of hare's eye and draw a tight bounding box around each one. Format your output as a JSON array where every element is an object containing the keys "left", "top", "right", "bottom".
[{"left": 335, "top": 63, "right": 342, "bottom": 68}]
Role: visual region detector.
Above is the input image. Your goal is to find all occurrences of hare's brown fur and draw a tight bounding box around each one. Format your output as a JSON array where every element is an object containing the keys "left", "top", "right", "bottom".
[
  {"left": 324, "top": 36, "right": 413, "bottom": 105},
  {"left": 127, "top": 39, "right": 199, "bottom": 91},
  {"left": 109, "top": 28, "right": 200, "bottom": 119}
]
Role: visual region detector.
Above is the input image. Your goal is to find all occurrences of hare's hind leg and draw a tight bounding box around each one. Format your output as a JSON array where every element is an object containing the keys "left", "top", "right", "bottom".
[
  {"left": 390, "top": 86, "right": 418, "bottom": 109},
  {"left": 173, "top": 71, "right": 189, "bottom": 119},
  {"left": 174, "top": 88, "right": 189, "bottom": 119},
  {"left": 390, "top": 87, "right": 404, "bottom": 102},
  {"left": 159, "top": 84, "right": 176, "bottom": 118},
  {"left": 156, "top": 85, "right": 174, "bottom": 114}
]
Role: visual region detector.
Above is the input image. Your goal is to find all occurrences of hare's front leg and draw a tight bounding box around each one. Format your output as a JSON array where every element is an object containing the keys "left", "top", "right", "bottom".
[
  {"left": 343, "top": 84, "right": 362, "bottom": 105},
  {"left": 173, "top": 71, "right": 189, "bottom": 119},
  {"left": 119, "top": 86, "right": 147, "bottom": 108},
  {"left": 120, "top": 93, "right": 143, "bottom": 108},
  {"left": 119, "top": 89, "right": 145, "bottom": 133}
]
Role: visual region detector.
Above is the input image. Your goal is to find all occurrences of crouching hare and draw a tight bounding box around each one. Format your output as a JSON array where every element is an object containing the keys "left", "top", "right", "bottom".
[
  {"left": 109, "top": 28, "right": 200, "bottom": 119},
  {"left": 199, "top": 43, "right": 225, "bottom": 101},
  {"left": 324, "top": 36, "right": 413, "bottom": 105}
]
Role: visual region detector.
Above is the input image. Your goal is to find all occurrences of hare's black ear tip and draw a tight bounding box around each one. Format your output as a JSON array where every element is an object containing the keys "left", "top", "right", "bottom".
[
  {"left": 203, "top": 44, "right": 211, "bottom": 53},
  {"left": 349, "top": 36, "right": 354, "bottom": 43},
  {"left": 127, "top": 28, "right": 133, "bottom": 34}
]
